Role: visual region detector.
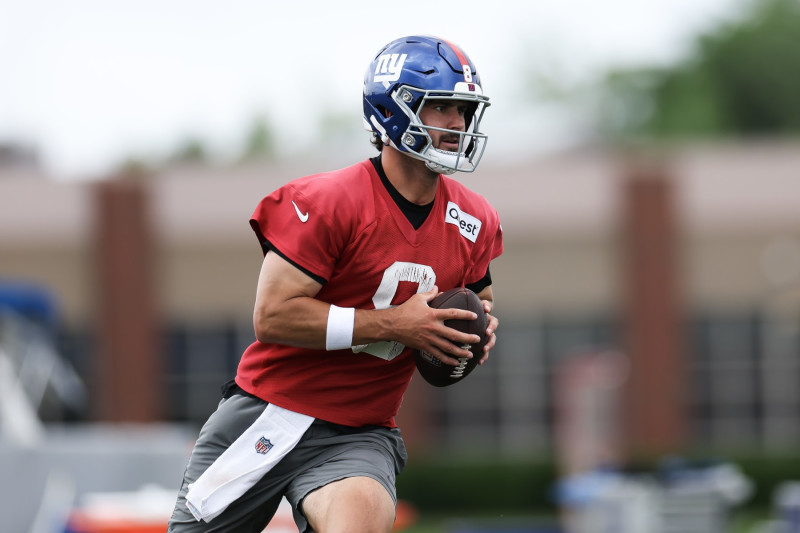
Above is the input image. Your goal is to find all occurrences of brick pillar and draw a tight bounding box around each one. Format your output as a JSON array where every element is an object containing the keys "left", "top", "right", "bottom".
[
  {"left": 620, "top": 164, "right": 685, "bottom": 458},
  {"left": 92, "top": 178, "right": 162, "bottom": 422}
]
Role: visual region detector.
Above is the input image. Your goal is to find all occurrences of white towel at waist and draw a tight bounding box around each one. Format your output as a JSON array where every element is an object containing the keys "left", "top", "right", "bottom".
[{"left": 185, "top": 402, "right": 314, "bottom": 522}]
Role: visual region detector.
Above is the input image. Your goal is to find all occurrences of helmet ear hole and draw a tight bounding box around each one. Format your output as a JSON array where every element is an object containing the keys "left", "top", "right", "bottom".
[{"left": 375, "top": 105, "right": 389, "bottom": 119}]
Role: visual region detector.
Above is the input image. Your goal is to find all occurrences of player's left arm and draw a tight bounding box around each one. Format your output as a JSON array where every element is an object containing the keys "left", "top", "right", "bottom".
[{"left": 475, "top": 285, "right": 497, "bottom": 365}]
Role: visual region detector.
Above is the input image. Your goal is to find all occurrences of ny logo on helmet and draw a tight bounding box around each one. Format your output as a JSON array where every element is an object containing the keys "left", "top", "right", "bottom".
[{"left": 374, "top": 53, "right": 408, "bottom": 88}]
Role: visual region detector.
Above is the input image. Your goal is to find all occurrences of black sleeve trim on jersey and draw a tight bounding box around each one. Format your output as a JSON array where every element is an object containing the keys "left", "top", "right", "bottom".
[
  {"left": 263, "top": 240, "right": 328, "bottom": 286},
  {"left": 465, "top": 266, "right": 492, "bottom": 295}
]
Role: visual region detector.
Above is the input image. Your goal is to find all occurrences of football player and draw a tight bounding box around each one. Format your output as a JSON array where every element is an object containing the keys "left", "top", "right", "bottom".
[{"left": 168, "top": 35, "right": 503, "bottom": 533}]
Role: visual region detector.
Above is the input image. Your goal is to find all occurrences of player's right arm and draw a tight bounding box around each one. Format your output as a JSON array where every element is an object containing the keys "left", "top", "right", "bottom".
[{"left": 253, "top": 251, "right": 478, "bottom": 362}]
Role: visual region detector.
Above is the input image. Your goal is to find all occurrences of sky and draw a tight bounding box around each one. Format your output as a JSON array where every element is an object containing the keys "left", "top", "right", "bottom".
[{"left": 0, "top": 0, "right": 751, "bottom": 180}]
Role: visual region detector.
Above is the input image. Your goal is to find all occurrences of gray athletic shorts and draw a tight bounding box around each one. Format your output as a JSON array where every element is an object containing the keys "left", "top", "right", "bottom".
[{"left": 167, "top": 391, "right": 407, "bottom": 533}]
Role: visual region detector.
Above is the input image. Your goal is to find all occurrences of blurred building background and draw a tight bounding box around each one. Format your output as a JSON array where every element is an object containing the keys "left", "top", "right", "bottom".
[
  {"left": 2, "top": 139, "right": 799, "bottom": 453},
  {"left": 2, "top": 0, "right": 800, "bottom": 531}
]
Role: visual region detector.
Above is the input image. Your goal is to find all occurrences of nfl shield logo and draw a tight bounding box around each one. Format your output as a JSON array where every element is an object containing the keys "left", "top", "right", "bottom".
[{"left": 255, "top": 436, "right": 273, "bottom": 455}]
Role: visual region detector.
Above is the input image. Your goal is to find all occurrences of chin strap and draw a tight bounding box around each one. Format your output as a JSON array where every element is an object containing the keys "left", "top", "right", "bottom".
[
  {"left": 424, "top": 147, "right": 471, "bottom": 175},
  {"left": 364, "top": 116, "right": 390, "bottom": 145},
  {"left": 425, "top": 160, "right": 456, "bottom": 175}
]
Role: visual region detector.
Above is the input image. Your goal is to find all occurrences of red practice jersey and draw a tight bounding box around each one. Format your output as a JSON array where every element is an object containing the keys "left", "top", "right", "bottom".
[{"left": 236, "top": 159, "right": 503, "bottom": 427}]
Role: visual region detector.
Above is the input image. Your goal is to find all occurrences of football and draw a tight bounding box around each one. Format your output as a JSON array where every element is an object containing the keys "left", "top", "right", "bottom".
[{"left": 413, "top": 287, "right": 489, "bottom": 387}]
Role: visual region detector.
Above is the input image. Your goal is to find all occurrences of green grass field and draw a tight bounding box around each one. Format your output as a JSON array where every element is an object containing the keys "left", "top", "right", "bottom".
[
  {"left": 396, "top": 508, "right": 774, "bottom": 533},
  {"left": 398, "top": 512, "right": 559, "bottom": 533}
]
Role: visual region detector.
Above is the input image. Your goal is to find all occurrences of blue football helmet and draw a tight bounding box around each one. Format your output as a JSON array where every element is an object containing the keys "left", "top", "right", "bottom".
[{"left": 363, "top": 35, "right": 490, "bottom": 174}]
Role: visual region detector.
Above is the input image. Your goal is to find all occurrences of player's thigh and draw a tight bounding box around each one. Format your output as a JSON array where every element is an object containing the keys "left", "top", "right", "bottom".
[
  {"left": 302, "top": 476, "right": 395, "bottom": 533},
  {"left": 283, "top": 421, "right": 407, "bottom": 532}
]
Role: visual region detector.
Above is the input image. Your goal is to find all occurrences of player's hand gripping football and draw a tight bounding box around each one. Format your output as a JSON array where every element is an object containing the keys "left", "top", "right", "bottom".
[
  {"left": 390, "top": 286, "right": 497, "bottom": 367},
  {"left": 480, "top": 298, "right": 498, "bottom": 364}
]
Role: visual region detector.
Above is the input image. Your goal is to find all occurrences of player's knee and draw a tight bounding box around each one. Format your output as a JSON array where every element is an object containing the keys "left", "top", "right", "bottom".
[
  {"left": 304, "top": 477, "right": 395, "bottom": 533},
  {"left": 350, "top": 489, "right": 396, "bottom": 533}
]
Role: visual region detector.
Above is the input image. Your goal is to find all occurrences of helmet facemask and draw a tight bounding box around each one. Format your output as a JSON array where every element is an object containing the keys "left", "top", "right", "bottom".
[{"left": 390, "top": 87, "right": 490, "bottom": 175}]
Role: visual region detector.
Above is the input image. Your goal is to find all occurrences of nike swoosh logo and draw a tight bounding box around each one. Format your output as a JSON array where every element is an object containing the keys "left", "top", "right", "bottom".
[{"left": 291, "top": 200, "right": 309, "bottom": 223}]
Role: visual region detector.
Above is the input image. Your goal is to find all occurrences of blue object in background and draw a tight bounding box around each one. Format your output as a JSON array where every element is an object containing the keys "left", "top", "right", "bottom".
[{"left": 0, "top": 280, "right": 59, "bottom": 328}]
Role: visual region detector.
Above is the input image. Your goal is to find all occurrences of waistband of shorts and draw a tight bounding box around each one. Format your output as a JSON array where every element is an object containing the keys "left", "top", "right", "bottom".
[{"left": 220, "top": 378, "right": 264, "bottom": 402}]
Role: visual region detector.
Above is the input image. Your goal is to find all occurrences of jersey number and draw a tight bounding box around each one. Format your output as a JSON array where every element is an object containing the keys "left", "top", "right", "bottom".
[{"left": 352, "top": 261, "right": 436, "bottom": 360}]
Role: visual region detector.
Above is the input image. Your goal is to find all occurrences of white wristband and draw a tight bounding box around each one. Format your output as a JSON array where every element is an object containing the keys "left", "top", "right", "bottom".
[{"left": 326, "top": 305, "right": 354, "bottom": 350}]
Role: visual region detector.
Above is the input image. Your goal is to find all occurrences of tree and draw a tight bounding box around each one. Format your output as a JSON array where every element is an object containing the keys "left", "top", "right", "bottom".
[
  {"left": 591, "top": 0, "right": 800, "bottom": 139},
  {"left": 240, "top": 115, "right": 275, "bottom": 161},
  {"left": 170, "top": 137, "right": 208, "bottom": 164}
]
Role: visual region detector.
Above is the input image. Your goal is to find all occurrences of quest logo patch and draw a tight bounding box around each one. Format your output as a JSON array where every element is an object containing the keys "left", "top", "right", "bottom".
[{"left": 445, "top": 201, "right": 482, "bottom": 243}]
